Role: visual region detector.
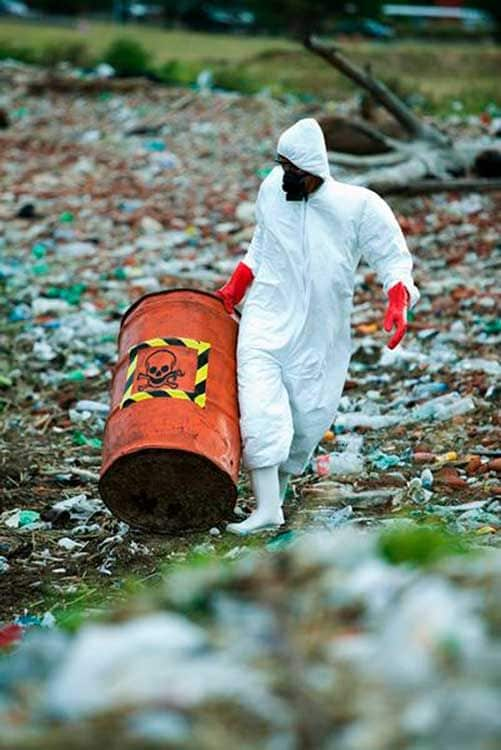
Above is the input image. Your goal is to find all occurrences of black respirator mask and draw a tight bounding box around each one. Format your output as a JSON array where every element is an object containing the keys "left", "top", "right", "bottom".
[{"left": 282, "top": 170, "right": 308, "bottom": 201}]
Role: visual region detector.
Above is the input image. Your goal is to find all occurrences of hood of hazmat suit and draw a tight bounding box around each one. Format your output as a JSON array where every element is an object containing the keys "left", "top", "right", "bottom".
[{"left": 237, "top": 118, "right": 420, "bottom": 474}]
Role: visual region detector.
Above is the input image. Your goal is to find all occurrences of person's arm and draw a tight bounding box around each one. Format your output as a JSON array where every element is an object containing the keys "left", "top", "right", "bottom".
[
  {"left": 216, "top": 193, "right": 264, "bottom": 314},
  {"left": 216, "top": 261, "right": 254, "bottom": 315},
  {"left": 359, "top": 191, "right": 419, "bottom": 349}
]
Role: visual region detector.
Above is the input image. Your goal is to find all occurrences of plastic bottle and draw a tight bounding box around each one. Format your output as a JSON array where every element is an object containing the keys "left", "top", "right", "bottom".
[
  {"left": 420, "top": 468, "right": 434, "bottom": 489},
  {"left": 316, "top": 451, "right": 364, "bottom": 477},
  {"left": 411, "top": 382, "right": 448, "bottom": 400},
  {"left": 411, "top": 392, "right": 474, "bottom": 422}
]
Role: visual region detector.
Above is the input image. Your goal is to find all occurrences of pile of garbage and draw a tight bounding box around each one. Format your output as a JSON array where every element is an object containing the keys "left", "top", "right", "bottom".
[
  {"left": 0, "top": 60, "right": 499, "bottom": 629},
  {"left": 1, "top": 526, "right": 500, "bottom": 749}
]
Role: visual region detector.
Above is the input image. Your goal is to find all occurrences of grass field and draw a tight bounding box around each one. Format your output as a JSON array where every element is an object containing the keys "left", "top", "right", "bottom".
[{"left": 0, "top": 19, "right": 499, "bottom": 112}]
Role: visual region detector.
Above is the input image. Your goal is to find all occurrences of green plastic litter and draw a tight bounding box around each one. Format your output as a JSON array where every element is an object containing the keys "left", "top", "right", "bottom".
[
  {"left": 266, "top": 530, "right": 297, "bottom": 550},
  {"left": 65, "top": 370, "right": 85, "bottom": 382},
  {"left": 32, "top": 263, "right": 49, "bottom": 276},
  {"left": 46, "top": 284, "right": 86, "bottom": 305},
  {"left": 19, "top": 510, "right": 40, "bottom": 528},
  {"left": 369, "top": 448, "right": 412, "bottom": 470},
  {"left": 31, "top": 243, "right": 47, "bottom": 259},
  {"left": 59, "top": 211, "right": 74, "bottom": 223},
  {"left": 407, "top": 310, "right": 415, "bottom": 322},
  {"left": 114, "top": 267, "right": 127, "bottom": 280},
  {"left": 72, "top": 431, "right": 102, "bottom": 449},
  {"left": 483, "top": 319, "right": 501, "bottom": 334}
]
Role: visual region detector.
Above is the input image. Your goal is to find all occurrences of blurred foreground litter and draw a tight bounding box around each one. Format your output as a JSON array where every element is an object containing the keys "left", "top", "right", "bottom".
[{"left": 1, "top": 527, "right": 501, "bottom": 749}]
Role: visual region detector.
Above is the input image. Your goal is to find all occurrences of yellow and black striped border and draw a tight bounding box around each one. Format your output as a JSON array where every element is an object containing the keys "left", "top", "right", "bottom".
[{"left": 120, "top": 337, "right": 211, "bottom": 410}]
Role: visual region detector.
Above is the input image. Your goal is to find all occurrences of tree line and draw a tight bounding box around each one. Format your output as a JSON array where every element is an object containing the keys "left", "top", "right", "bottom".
[{"left": 25, "top": 1, "right": 500, "bottom": 36}]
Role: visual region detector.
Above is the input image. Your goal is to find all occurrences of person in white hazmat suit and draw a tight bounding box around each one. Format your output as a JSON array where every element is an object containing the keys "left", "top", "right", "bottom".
[{"left": 216, "top": 118, "right": 419, "bottom": 535}]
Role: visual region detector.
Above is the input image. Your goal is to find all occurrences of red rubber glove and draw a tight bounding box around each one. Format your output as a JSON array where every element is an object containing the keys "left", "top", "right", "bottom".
[
  {"left": 384, "top": 282, "right": 410, "bottom": 349},
  {"left": 215, "top": 261, "right": 254, "bottom": 314}
]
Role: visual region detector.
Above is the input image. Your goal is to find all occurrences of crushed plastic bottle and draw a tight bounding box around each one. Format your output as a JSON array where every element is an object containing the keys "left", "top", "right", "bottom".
[
  {"left": 74, "top": 400, "right": 109, "bottom": 415},
  {"left": 314, "top": 505, "right": 354, "bottom": 529},
  {"left": 420, "top": 469, "right": 434, "bottom": 489},
  {"left": 410, "top": 392, "right": 475, "bottom": 422},
  {"left": 411, "top": 381, "right": 448, "bottom": 400},
  {"left": 315, "top": 450, "right": 364, "bottom": 477}
]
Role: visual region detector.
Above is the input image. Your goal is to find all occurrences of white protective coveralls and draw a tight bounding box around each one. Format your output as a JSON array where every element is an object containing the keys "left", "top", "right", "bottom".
[{"left": 237, "top": 118, "right": 419, "bottom": 475}]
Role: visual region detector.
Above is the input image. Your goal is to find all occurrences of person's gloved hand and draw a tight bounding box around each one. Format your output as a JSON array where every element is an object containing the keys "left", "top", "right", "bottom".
[
  {"left": 215, "top": 261, "right": 254, "bottom": 315},
  {"left": 384, "top": 282, "right": 409, "bottom": 349}
]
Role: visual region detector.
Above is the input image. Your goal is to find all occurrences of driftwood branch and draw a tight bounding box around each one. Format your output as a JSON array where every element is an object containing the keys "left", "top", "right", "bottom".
[
  {"left": 385, "top": 177, "right": 501, "bottom": 195},
  {"left": 304, "top": 35, "right": 450, "bottom": 147},
  {"left": 327, "top": 150, "right": 408, "bottom": 169}
]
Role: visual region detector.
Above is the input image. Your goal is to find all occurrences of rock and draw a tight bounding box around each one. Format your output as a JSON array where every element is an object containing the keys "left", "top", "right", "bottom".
[
  {"left": 487, "top": 458, "right": 501, "bottom": 474},
  {"left": 435, "top": 467, "right": 468, "bottom": 489},
  {"left": 16, "top": 203, "right": 37, "bottom": 219},
  {"left": 466, "top": 455, "right": 482, "bottom": 475}
]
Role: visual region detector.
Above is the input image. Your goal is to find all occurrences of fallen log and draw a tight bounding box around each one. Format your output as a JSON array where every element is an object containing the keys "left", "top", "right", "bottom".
[{"left": 384, "top": 177, "right": 501, "bottom": 195}]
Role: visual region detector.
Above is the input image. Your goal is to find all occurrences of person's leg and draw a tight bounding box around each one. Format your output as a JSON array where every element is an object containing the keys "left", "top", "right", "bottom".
[
  {"left": 279, "top": 470, "right": 291, "bottom": 506},
  {"left": 227, "top": 349, "right": 292, "bottom": 535},
  {"left": 227, "top": 465, "right": 284, "bottom": 535},
  {"left": 281, "top": 404, "right": 335, "bottom": 477},
  {"left": 237, "top": 348, "right": 293, "bottom": 475}
]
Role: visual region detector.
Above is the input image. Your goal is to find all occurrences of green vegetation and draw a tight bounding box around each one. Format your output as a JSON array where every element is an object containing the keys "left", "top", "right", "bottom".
[
  {"left": 378, "top": 525, "right": 472, "bottom": 567},
  {"left": 0, "top": 20, "right": 499, "bottom": 112},
  {"left": 0, "top": 20, "right": 296, "bottom": 62},
  {"left": 103, "top": 37, "right": 151, "bottom": 76}
]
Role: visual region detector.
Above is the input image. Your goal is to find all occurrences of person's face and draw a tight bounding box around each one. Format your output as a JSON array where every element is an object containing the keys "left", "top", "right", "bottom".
[{"left": 275, "top": 155, "right": 321, "bottom": 196}]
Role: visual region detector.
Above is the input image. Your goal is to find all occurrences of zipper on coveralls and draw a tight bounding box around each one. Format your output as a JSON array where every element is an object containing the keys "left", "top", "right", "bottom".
[{"left": 301, "top": 197, "right": 308, "bottom": 298}]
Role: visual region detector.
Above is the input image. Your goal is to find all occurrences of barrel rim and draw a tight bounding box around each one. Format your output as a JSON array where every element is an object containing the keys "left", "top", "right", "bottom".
[{"left": 120, "top": 288, "right": 241, "bottom": 328}]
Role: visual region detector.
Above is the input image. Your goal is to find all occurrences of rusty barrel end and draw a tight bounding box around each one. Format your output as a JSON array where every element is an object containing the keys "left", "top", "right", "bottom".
[{"left": 99, "top": 448, "right": 236, "bottom": 534}]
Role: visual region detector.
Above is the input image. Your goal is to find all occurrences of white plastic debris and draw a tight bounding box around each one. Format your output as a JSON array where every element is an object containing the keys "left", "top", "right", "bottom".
[{"left": 57, "top": 538, "right": 85, "bottom": 552}]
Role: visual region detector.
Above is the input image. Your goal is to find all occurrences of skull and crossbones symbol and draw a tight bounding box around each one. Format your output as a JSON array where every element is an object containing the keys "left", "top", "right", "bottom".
[{"left": 137, "top": 348, "right": 185, "bottom": 391}]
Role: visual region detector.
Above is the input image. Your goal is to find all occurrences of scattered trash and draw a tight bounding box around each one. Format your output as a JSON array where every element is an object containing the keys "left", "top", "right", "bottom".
[
  {"left": 57, "top": 538, "right": 85, "bottom": 552},
  {"left": 315, "top": 435, "right": 364, "bottom": 476},
  {"left": 420, "top": 468, "right": 434, "bottom": 489},
  {"left": 48, "top": 495, "right": 105, "bottom": 525},
  {"left": 313, "top": 505, "right": 354, "bottom": 529},
  {"left": 1, "top": 509, "right": 41, "bottom": 529},
  {"left": 0, "top": 58, "right": 499, "bottom": 748},
  {"left": 370, "top": 448, "right": 412, "bottom": 470}
]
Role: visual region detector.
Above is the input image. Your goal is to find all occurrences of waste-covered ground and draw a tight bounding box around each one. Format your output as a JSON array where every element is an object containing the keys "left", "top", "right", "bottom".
[{"left": 0, "top": 60, "right": 500, "bottom": 748}]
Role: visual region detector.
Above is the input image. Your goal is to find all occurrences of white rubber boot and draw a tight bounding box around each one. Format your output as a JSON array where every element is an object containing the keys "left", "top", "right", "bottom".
[
  {"left": 279, "top": 471, "right": 291, "bottom": 506},
  {"left": 226, "top": 465, "right": 284, "bottom": 535}
]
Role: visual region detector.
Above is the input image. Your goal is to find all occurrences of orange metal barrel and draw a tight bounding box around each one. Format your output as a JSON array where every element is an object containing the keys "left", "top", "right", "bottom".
[{"left": 99, "top": 289, "right": 240, "bottom": 533}]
